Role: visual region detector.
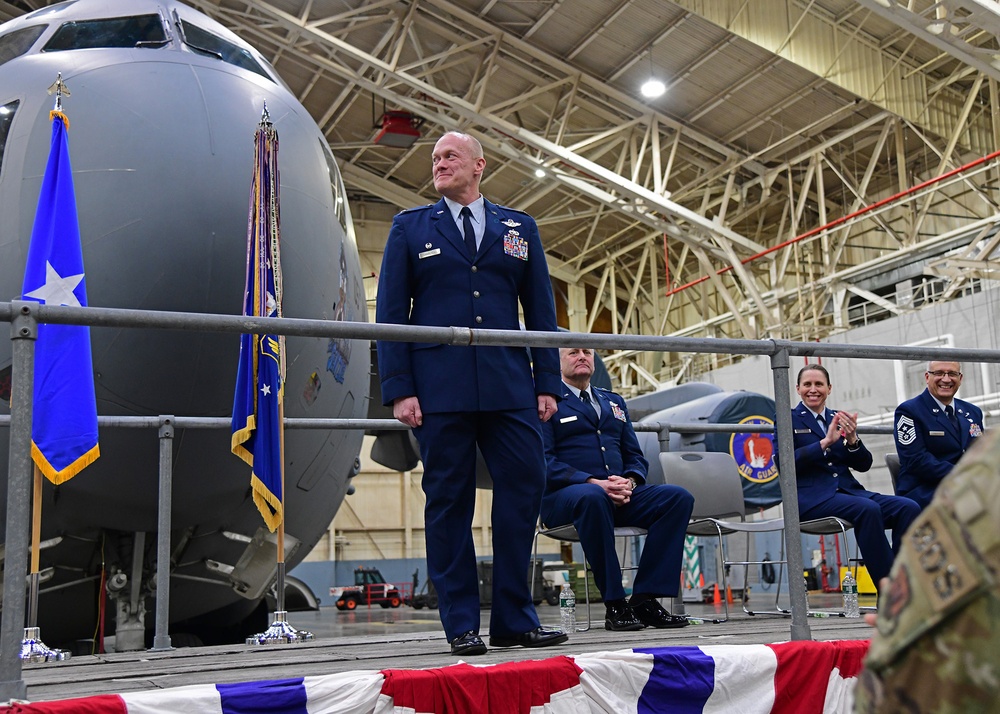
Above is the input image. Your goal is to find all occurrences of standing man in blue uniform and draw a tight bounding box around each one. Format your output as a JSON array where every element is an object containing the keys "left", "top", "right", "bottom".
[
  {"left": 894, "top": 360, "right": 984, "bottom": 510},
  {"left": 792, "top": 365, "right": 919, "bottom": 586},
  {"left": 375, "top": 131, "right": 566, "bottom": 656},
  {"left": 541, "top": 347, "right": 693, "bottom": 631}
]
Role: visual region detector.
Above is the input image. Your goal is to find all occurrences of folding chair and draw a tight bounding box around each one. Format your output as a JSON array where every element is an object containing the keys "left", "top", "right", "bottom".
[
  {"left": 531, "top": 523, "right": 647, "bottom": 632},
  {"left": 885, "top": 453, "right": 900, "bottom": 494},
  {"left": 773, "top": 515, "right": 856, "bottom": 616},
  {"left": 659, "top": 451, "right": 785, "bottom": 623}
]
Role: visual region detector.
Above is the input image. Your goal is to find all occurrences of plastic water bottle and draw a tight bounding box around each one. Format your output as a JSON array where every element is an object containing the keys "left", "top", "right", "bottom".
[
  {"left": 842, "top": 571, "right": 860, "bottom": 618},
  {"left": 559, "top": 583, "right": 576, "bottom": 634}
]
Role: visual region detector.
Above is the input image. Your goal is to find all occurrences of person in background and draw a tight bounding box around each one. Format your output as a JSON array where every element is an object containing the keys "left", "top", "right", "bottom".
[
  {"left": 541, "top": 346, "right": 694, "bottom": 631},
  {"left": 792, "top": 365, "right": 919, "bottom": 586},
  {"left": 893, "top": 360, "right": 984, "bottom": 510},
  {"left": 854, "top": 429, "right": 1000, "bottom": 713},
  {"left": 375, "top": 131, "right": 566, "bottom": 656}
]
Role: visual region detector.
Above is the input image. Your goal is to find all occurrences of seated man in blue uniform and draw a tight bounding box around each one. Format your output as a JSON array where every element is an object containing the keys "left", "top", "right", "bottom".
[
  {"left": 894, "top": 360, "right": 985, "bottom": 510},
  {"left": 793, "top": 365, "right": 919, "bottom": 587},
  {"left": 375, "top": 131, "right": 566, "bottom": 656},
  {"left": 540, "top": 347, "right": 694, "bottom": 631}
]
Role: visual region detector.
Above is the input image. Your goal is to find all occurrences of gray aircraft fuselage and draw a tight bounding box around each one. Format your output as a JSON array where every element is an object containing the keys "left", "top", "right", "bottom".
[{"left": 0, "top": 0, "right": 368, "bottom": 644}]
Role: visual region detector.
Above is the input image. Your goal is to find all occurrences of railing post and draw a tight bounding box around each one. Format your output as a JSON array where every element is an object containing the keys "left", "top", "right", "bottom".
[
  {"left": 150, "top": 416, "right": 174, "bottom": 651},
  {"left": 770, "top": 346, "right": 811, "bottom": 640},
  {"left": 1, "top": 302, "right": 37, "bottom": 699},
  {"left": 654, "top": 422, "right": 688, "bottom": 617},
  {"left": 656, "top": 422, "right": 670, "bottom": 454}
]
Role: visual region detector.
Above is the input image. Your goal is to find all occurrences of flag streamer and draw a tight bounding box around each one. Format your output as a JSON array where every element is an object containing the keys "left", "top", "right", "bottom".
[
  {"left": 231, "top": 112, "right": 284, "bottom": 531},
  {"left": 21, "top": 107, "right": 99, "bottom": 484}
]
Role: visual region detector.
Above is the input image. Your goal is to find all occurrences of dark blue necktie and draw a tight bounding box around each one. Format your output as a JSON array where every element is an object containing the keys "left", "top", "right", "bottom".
[
  {"left": 945, "top": 404, "right": 957, "bottom": 427},
  {"left": 461, "top": 206, "right": 476, "bottom": 258},
  {"left": 580, "top": 389, "right": 597, "bottom": 416}
]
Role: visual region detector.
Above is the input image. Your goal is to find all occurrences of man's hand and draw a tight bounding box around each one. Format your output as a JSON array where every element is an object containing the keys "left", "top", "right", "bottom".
[
  {"left": 587, "top": 475, "right": 633, "bottom": 506},
  {"left": 864, "top": 577, "right": 889, "bottom": 626},
  {"left": 538, "top": 394, "right": 557, "bottom": 422},
  {"left": 393, "top": 396, "right": 423, "bottom": 428}
]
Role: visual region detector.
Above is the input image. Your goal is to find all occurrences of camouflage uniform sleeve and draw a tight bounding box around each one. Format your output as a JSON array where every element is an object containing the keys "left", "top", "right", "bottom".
[{"left": 854, "top": 430, "right": 1000, "bottom": 714}]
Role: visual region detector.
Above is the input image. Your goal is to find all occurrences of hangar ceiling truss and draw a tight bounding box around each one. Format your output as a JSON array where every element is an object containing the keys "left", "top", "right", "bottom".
[{"left": 5, "top": 0, "right": 1000, "bottom": 390}]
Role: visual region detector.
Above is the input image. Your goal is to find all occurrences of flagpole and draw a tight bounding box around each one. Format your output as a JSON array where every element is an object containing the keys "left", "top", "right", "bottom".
[
  {"left": 21, "top": 464, "right": 70, "bottom": 659},
  {"left": 276, "top": 400, "right": 285, "bottom": 615},
  {"left": 240, "top": 104, "right": 309, "bottom": 645},
  {"left": 27, "top": 466, "right": 42, "bottom": 629},
  {"left": 18, "top": 73, "right": 86, "bottom": 664}
]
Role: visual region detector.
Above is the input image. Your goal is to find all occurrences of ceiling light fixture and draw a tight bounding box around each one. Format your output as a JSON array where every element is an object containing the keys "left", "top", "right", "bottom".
[
  {"left": 640, "top": 50, "right": 666, "bottom": 99},
  {"left": 641, "top": 78, "right": 666, "bottom": 98},
  {"left": 373, "top": 110, "right": 423, "bottom": 148},
  {"left": 534, "top": 168, "right": 546, "bottom": 178}
]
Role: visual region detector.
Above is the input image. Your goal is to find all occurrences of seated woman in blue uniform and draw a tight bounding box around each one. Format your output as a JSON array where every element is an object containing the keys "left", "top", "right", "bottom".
[{"left": 791, "top": 365, "right": 919, "bottom": 587}]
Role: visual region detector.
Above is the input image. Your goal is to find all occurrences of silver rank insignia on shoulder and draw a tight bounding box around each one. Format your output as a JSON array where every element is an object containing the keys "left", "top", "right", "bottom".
[
  {"left": 425, "top": 243, "right": 432, "bottom": 249},
  {"left": 501, "top": 218, "right": 521, "bottom": 227}
]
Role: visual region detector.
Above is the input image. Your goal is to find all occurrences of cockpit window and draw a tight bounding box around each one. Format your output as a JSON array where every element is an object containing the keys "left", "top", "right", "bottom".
[
  {"left": 321, "top": 140, "right": 349, "bottom": 231},
  {"left": 176, "top": 19, "right": 270, "bottom": 81},
  {"left": 0, "top": 25, "right": 46, "bottom": 67},
  {"left": 42, "top": 14, "right": 167, "bottom": 52},
  {"left": 0, "top": 100, "right": 19, "bottom": 179}
]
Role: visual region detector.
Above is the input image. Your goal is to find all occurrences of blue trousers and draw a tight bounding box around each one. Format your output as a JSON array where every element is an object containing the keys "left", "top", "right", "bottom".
[
  {"left": 414, "top": 408, "right": 544, "bottom": 642},
  {"left": 799, "top": 491, "right": 920, "bottom": 584},
  {"left": 541, "top": 482, "right": 694, "bottom": 601}
]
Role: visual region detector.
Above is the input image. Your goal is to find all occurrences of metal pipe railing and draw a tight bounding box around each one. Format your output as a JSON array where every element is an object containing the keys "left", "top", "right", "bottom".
[{"left": 2, "top": 298, "right": 999, "bottom": 698}]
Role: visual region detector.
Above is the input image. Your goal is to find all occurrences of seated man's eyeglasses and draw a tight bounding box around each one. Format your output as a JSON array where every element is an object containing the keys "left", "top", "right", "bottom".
[{"left": 927, "top": 370, "right": 962, "bottom": 379}]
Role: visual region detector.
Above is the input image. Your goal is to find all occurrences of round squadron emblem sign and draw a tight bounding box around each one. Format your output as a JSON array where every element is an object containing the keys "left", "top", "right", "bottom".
[{"left": 730, "top": 415, "right": 778, "bottom": 483}]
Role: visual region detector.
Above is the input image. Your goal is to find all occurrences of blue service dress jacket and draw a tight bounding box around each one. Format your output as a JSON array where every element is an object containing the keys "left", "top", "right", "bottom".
[
  {"left": 375, "top": 197, "right": 560, "bottom": 411},
  {"left": 541, "top": 384, "right": 648, "bottom": 493},
  {"left": 541, "top": 384, "right": 693, "bottom": 601},
  {"left": 791, "top": 402, "right": 874, "bottom": 510},
  {"left": 894, "top": 389, "right": 984, "bottom": 508}
]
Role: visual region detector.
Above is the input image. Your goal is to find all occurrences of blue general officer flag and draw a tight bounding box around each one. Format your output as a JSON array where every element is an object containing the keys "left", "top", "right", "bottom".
[
  {"left": 231, "top": 117, "right": 283, "bottom": 532},
  {"left": 21, "top": 110, "right": 100, "bottom": 484}
]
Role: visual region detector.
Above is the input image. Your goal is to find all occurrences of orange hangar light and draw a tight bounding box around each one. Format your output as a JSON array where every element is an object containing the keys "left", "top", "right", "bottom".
[{"left": 373, "top": 110, "right": 423, "bottom": 148}]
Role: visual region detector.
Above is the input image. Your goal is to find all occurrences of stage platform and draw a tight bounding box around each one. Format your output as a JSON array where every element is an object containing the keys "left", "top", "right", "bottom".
[{"left": 13, "top": 599, "right": 874, "bottom": 705}]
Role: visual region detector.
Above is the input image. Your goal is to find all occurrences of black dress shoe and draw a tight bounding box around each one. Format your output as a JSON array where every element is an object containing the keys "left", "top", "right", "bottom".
[
  {"left": 632, "top": 599, "right": 689, "bottom": 629},
  {"left": 450, "top": 630, "right": 487, "bottom": 656},
  {"left": 489, "top": 626, "right": 568, "bottom": 648},
  {"left": 605, "top": 601, "right": 645, "bottom": 631}
]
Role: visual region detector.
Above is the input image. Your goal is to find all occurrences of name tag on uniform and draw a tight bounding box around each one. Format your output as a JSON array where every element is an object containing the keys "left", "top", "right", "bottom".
[
  {"left": 559, "top": 416, "right": 577, "bottom": 424},
  {"left": 794, "top": 429, "right": 810, "bottom": 434},
  {"left": 929, "top": 430, "right": 945, "bottom": 437},
  {"left": 418, "top": 248, "right": 441, "bottom": 259}
]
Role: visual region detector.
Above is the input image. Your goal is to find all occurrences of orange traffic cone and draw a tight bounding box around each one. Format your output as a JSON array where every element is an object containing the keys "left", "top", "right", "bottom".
[
  {"left": 712, "top": 583, "right": 721, "bottom": 605},
  {"left": 726, "top": 585, "right": 734, "bottom": 604}
]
